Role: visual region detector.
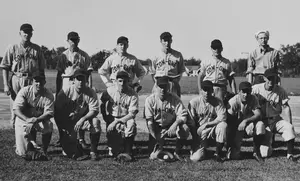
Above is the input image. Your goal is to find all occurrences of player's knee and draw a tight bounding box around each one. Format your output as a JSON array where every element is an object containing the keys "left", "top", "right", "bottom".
[
  {"left": 282, "top": 123, "right": 295, "bottom": 141},
  {"left": 176, "top": 124, "right": 190, "bottom": 139},
  {"left": 255, "top": 121, "right": 265, "bottom": 135},
  {"left": 42, "top": 121, "right": 53, "bottom": 134},
  {"left": 216, "top": 122, "right": 227, "bottom": 134},
  {"left": 92, "top": 117, "right": 101, "bottom": 133},
  {"left": 124, "top": 119, "right": 137, "bottom": 137}
]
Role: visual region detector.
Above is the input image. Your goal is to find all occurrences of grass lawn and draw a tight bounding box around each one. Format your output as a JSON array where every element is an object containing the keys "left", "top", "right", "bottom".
[{"left": 1, "top": 129, "right": 300, "bottom": 181}]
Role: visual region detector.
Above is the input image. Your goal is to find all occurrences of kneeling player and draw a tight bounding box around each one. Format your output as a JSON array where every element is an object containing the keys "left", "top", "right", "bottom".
[
  {"left": 55, "top": 69, "right": 101, "bottom": 161},
  {"left": 145, "top": 76, "right": 191, "bottom": 161},
  {"left": 188, "top": 80, "right": 227, "bottom": 162},
  {"left": 13, "top": 71, "right": 54, "bottom": 160},
  {"left": 226, "top": 81, "right": 265, "bottom": 162},
  {"left": 100, "top": 71, "right": 139, "bottom": 162}
]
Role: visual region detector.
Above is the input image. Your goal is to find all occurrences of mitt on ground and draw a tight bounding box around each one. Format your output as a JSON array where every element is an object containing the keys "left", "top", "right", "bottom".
[
  {"left": 150, "top": 149, "right": 175, "bottom": 162},
  {"left": 115, "top": 153, "right": 133, "bottom": 162},
  {"left": 23, "top": 142, "right": 48, "bottom": 161}
]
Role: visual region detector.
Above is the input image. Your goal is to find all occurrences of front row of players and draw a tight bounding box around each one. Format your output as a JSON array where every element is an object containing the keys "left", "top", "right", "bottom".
[{"left": 13, "top": 68, "right": 296, "bottom": 162}]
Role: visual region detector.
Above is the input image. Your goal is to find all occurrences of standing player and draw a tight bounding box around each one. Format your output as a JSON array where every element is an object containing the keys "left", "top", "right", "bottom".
[
  {"left": 55, "top": 69, "right": 101, "bottom": 161},
  {"left": 100, "top": 71, "right": 139, "bottom": 162},
  {"left": 252, "top": 68, "right": 296, "bottom": 162},
  {"left": 98, "top": 36, "right": 145, "bottom": 91},
  {"left": 189, "top": 80, "right": 227, "bottom": 162},
  {"left": 13, "top": 71, "right": 53, "bottom": 159},
  {"left": 144, "top": 76, "right": 192, "bottom": 161},
  {"left": 197, "top": 39, "right": 236, "bottom": 100},
  {"left": 55, "top": 31, "right": 93, "bottom": 148},
  {"left": 0, "top": 23, "right": 45, "bottom": 128},
  {"left": 226, "top": 81, "right": 265, "bottom": 162},
  {"left": 149, "top": 32, "right": 186, "bottom": 97},
  {"left": 247, "top": 31, "right": 281, "bottom": 85}
]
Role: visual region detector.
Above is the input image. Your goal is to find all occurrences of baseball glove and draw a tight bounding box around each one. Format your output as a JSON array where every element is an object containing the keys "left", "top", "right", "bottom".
[
  {"left": 23, "top": 142, "right": 48, "bottom": 161},
  {"left": 149, "top": 144, "right": 175, "bottom": 162},
  {"left": 115, "top": 153, "right": 133, "bottom": 162}
]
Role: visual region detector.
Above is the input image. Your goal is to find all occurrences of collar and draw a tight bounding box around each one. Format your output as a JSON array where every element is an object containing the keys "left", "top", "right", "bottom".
[
  {"left": 20, "top": 41, "right": 32, "bottom": 48},
  {"left": 259, "top": 45, "right": 271, "bottom": 54},
  {"left": 162, "top": 48, "right": 173, "bottom": 55}
]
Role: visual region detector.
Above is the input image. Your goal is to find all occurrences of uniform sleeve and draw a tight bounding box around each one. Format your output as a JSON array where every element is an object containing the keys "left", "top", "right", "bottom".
[
  {"left": 56, "top": 54, "right": 66, "bottom": 73},
  {"left": 43, "top": 93, "right": 55, "bottom": 116},
  {"left": 98, "top": 56, "right": 112, "bottom": 76},
  {"left": 128, "top": 93, "right": 139, "bottom": 117},
  {"left": 175, "top": 99, "right": 188, "bottom": 123},
  {"left": 247, "top": 53, "right": 255, "bottom": 73},
  {"left": 178, "top": 53, "right": 186, "bottom": 74},
  {"left": 187, "top": 101, "right": 198, "bottom": 122},
  {"left": 13, "top": 87, "right": 27, "bottom": 110},
  {"left": 88, "top": 89, "right": 99, "bottom": 113},
  {"left": 278, "top": 86, "right": 290, "bottom": 105},
  {"left": 251, "top": 95, "right": 261, "bottom": 111},
  {"left": 227, "top": 96, "right": 238, "bottom": 115},
  {"left": 197, "top": 60, "right": 206, "bottom": 75},
  {"left": 134, "top": 59, "right": 146, "bottom": 78},
  {"left": 149, "top": 59, "right": 157, "bottom": 75},
  {"left": 226, "top": 61, "right": 235, "bottom": 78},
  {"left": 84, "top": 53, "right": 92, "bottom": 71},
  {"left": 144, "top": 96, "right": 154, "bottom": 120},
  {"left": 215, "top": 100, "right": 227, "bottom": 122},
  {"left": 0, "top": 45, "right": 14, "bottom": 70}
]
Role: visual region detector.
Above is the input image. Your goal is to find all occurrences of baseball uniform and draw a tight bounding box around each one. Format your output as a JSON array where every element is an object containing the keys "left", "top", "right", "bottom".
[
  {"left": 54, "top": 84, "right": 101, "bottom": 158},
  {"left": 198, "top": 56, "right": 235, "bottom": 100},
  {"left": 13, "top": 85, "right": 54, "bottom": 156},
  {"left": 98, "top": 52, "right": 145, "bottom": 86},
  {"left": 252, "top": 83, "right": 295, "bottom": 157},
  {"left": 0, "top": 42, "right": 45, "bottom": 125},
  {"left": 226, "top": 94, "right": 265, "bottom": 159},
  {"left": 56, "top": 48, "right": 91, "bottom": 91},
  {"left": 188, "top": 92, "right": 227, "bottom": 161},
  {"left": 247, "top": 46, "right": 280, "bottom": 84},
  {"left": 100, "top": 84, "right": 139, "bottom": 156},
  {"left": 149, "top": 49, "right": 186, "bottom": 97},
  {"left": 144, "top": 92, "right": 190, "bottom": 153}
]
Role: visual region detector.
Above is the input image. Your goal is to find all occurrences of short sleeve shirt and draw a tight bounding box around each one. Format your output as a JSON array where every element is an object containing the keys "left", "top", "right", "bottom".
[
  {"left": 144, "top": 93, "right": 187, "bottom": 127},
  {"left": 100, "top": 85, "right": 139, "bottom": 117},
  {"left": 0, "top": 43, "right": 45, "bottom": 73},
  {"left": 188, "top": 93, "right": 226, "bottom": 126},
  {"left": 247, "top": 46, "right": 280, "bottom": 74},
  {"left": 252, "top": 83, "right": 289, "bottom": 118},
  {"left": 13, "top": 85, "right": 54, "bottom": 120},
  {"left": 98, "top": 52, "right": 145, "bottom": 83},
  {"left": 227, "top": 94, "right": 260, "bottom": 119},
  {"left": 56, "top": 48, "right": 91, "bottom": 73},
  {"left": 149, "top": 49, "right": 186, "bottom": 78},
  {"left": 199, "top": 56, "right": 233, "bottom": 85}
]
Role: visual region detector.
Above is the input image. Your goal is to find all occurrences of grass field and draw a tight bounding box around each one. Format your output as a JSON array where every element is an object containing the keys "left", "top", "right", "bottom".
[
  {"left": 1, "top": 70, "right": 300, "bottom": 95},
  {"left": 1, "top": 129, "right": 300, "bottom": 181}
]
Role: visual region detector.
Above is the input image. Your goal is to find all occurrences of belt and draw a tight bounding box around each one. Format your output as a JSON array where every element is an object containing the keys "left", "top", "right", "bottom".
[{"left": 13, "top": 72, "right": 32, "bottom": 77}]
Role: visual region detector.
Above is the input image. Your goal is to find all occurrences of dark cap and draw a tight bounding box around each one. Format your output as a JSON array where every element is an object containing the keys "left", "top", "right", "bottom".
[
  {"left": 160, "top": 32, "right": 172, "bottom": 41},
  {"left": 202, "top": 80, "right": 213, "bottom": 89},
  {"left": 32, "top": 71, "right": 45, "bottom": 80},
  {"left": 73, "top": 69, "right": 87, "bottom": 78},
  {"left": 67, "top": 31, "right": 80, "bottom": 40},
  {"left": 211, "top": 39, "right": 223, "bottom": 50},
  {"left": 156, "top": 76, "right": 169, "bottom": 86},
  {"left": 117, "top": 36, "right": 129, "bottom": 44},
  {"left": 264, "top": 68, "right": 278, "bottom": 78},
  {"left": 239, "top": 81, "right": 252, "bottom": 91},
  {"left": 116, "top": 71, "right": 130, "bottom": 80},
  {"left": 20, "top": 23, "right": 33, "bottom": 32}
]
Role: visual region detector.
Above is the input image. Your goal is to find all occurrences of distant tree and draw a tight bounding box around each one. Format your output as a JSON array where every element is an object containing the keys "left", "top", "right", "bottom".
[
  {"left": 185, "top": 57, "right": 201, "bottom": 66},
  {"left": 56, "top": 47, "right": 67, "bottom": 55},
  {"left": 231, "top": 58, "right": 247, "bottom": 76},
  {"left": 280, "top": 43, "right": 300, "bottom": 76},
  {"left": 0, "top": 56, "right": 2, "bottom": 64},
  {"left": 90, "top": 49, "right": 112, "bottom": 70}
]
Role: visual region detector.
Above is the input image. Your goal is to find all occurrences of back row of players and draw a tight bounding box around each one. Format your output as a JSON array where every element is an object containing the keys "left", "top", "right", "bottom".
[{"left": 1, "top": 23, "right": 295, "bottom": 162}]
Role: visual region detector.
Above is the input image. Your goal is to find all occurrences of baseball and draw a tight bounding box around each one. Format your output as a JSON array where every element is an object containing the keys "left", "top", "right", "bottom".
[{"left": 163, "top": 155, "right": 169, "bottom": 160}]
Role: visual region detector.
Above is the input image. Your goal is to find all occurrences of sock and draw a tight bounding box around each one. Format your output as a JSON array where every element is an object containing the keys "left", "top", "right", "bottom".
[
  {"left": 175, "top": 139, "right": 184, "bottom": 154},
  {"left": 42, "top": 133, "right": 52, "bottom": 153},
  {"left": 253, "top": 135, "right": 262, "bottom": 155},
  {"left": 90, "top": 132, "right": 100, "bottom": 153},
  {"left": 79, "top": 130, "right": 85, "bottom": 142},
  {"left": 287, "top": 139, "right": 294, "bottom": 155},
  {"left": 216, "top": 142, "right": 224, "bottom": 156},
  {"left": 124, "top": 136, "right": 134, "bottom": 156},
  {"left": 30, "top": 129, "right": 37, "bottom": 142}
]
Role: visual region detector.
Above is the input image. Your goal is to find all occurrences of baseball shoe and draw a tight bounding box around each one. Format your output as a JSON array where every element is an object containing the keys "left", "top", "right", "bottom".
[
  {"left": 253, "top": 153, "right": 264, "bottom": 163},
  {"left": 287, "top": 155, "right": 297, "bottom": 163},
  {"left": 108, "top": 147, "right": 113, "bottom": 157},
  {"left": 213, "top": 154, "right": 225, "bottom": 163},
  {"left": 90, "top": 152, "right": 99, "bottom": 161},
  {"left": 79, "top": 139, "right": 90, "bottom": 149}
]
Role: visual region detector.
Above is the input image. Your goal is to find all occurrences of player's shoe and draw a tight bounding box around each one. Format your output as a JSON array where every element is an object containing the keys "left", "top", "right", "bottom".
[
  {"left": 253, "top": 152, "right": 264, "bottom": 163},
  {"left": 90, "top": 152, "right": 99, "bottom": 161},
  {"left": 287, "top": 155, "right": 297, "bottom": 163},
  {"left": 213, "top": 153, "right": 225, "bottom": 163},
  {"left": 108, "top": 147, "right": 113, "bottom": 157},
  {"left": 79, "top": 139, "right": 90, "bottom": 149}
]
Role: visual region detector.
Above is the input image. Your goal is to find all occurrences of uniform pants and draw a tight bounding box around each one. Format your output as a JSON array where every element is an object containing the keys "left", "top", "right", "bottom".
[
  {"left": 197, "top": 122, "right": 227, "bottom": 149},
  {"left": 15, "top": 117, "right": 53, "bottom": 156}
]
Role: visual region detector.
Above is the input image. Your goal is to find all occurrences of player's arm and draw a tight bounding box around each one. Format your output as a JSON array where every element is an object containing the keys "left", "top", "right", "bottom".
[
  {"left": 247, "top": 54, "right": 254, "bottom": 84},
  {"left": 56, "top": 71, "right": 63, "bottom": 95},
  {"left": 116, "top": 94, "right": 139, "bottom": 124},
  {"left": 35, "top": 94, "right": 55, "bottom": 123},
  {"left": 98, "top": 57, "right": 113, "bottom": 87},
  {"left": 197, "top": 61, "right": 206, "bottom": 94},
  {"left": 177, "top": 53, "right": 186, "bottom": 81},
  {"left": 134, "top": 59, "right": 146, "bottom": 84},
  {"left": 84, "top": 90, "right": 100, "bottom": 121},
  {"left": 206, "top": 101, "right": 227, "bottom": 127},
  {"left": 13, "top": 88, "right": 31, "bottom": 121},
  {"left": 0, "top": 46, "right": 14, "bottom": 95},
  {"left": 227, "top": 63, "right": 237, "bottom": 94},
  {"left": 173, "top": 100, "right": 188, "bottom": 126},
  {"left": 283, "top": 102, "right": 292, "bottom": 124},
  {"left": 86, "top": 54, "right": 93, "bottom": 88},
  {"left": 144, "top": 97, "right": 157, "bottom": 139}
]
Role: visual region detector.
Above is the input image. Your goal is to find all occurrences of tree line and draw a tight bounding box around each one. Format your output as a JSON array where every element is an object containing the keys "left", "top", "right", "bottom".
[{"left": 0, "top": 43, "right": 299, "bottom": 77}]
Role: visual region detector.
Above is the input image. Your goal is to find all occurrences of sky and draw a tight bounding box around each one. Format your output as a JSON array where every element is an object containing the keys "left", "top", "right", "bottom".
[{"left": 0, "top": 0, "right": 299, "bottom": 61}]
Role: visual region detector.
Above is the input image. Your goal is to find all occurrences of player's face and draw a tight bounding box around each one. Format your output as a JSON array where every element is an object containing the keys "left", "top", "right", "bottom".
[
  {"left": 202, "top": 86, "right": 213, "bottom": 100},
  {"left": 116, "top": 41, "right": 129, "bottom": 54},
  {"left": 239, "top": 88, "right": 252, "bottom": 102},
  {"left": 74, "top": 75, "right": 86, "bottom": 89},
  {"left": 33, "top": 78, "right": 46, "bottom": 93},
  {"left": 161, "top": 38, "right": 172, "bottom": 52},
  {"left": 156, "top": 83, "right": 169, "bottom": 99},
  {"left": 116, "top": 78, "right": 128, "bottom": 91},
  {"left": 264, "top": 76, "right": 277, "bottom": 90},
  {"left": 257, "top": 33, "right": 268, "bottom": 47},
  {"left": 211, "top": 47, "right": 223, "bottom": 57},
  {"left": 67, "top": 38, "right": 80, "bottom": 48},
  {"left": 19, "top": 30, "right": 32, "bottom": 42}
]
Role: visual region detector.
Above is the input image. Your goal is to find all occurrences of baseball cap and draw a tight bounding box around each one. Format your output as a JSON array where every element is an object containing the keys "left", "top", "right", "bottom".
[
  {"left": 156, "top": 76, "right": 169, "bottom": 86},
  {"left": 264, "top": 68, "right": 278, "bottom": 78},
  {"left": 255, "top": 30, "right": 270, "bottom": 39},
  {"left": 239, "top": 81, "right": 252, "bottom": 91},
  {"left": 117, "top": 36, "right": 129, "bottom": 44},
  {"left": 116, "top": 71, "right": 130, "bottom": 80},
  {"left": 20, "top": 23, "right": 33, "bottom": 32},
  {"left": 160, "top": 32, "right": 172, "bottom": 41},
  {"left": 32, "top": 71, "right": 45, "bottom": 81},
  {"left": 67, "top": 31, "right": 80, "bottom": 40},
  {"left": 211, "top": 39, "right": 223, "bottom": 50},
  {"left": 73, "top": 69, "right": 87, "bottom": 78}
]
